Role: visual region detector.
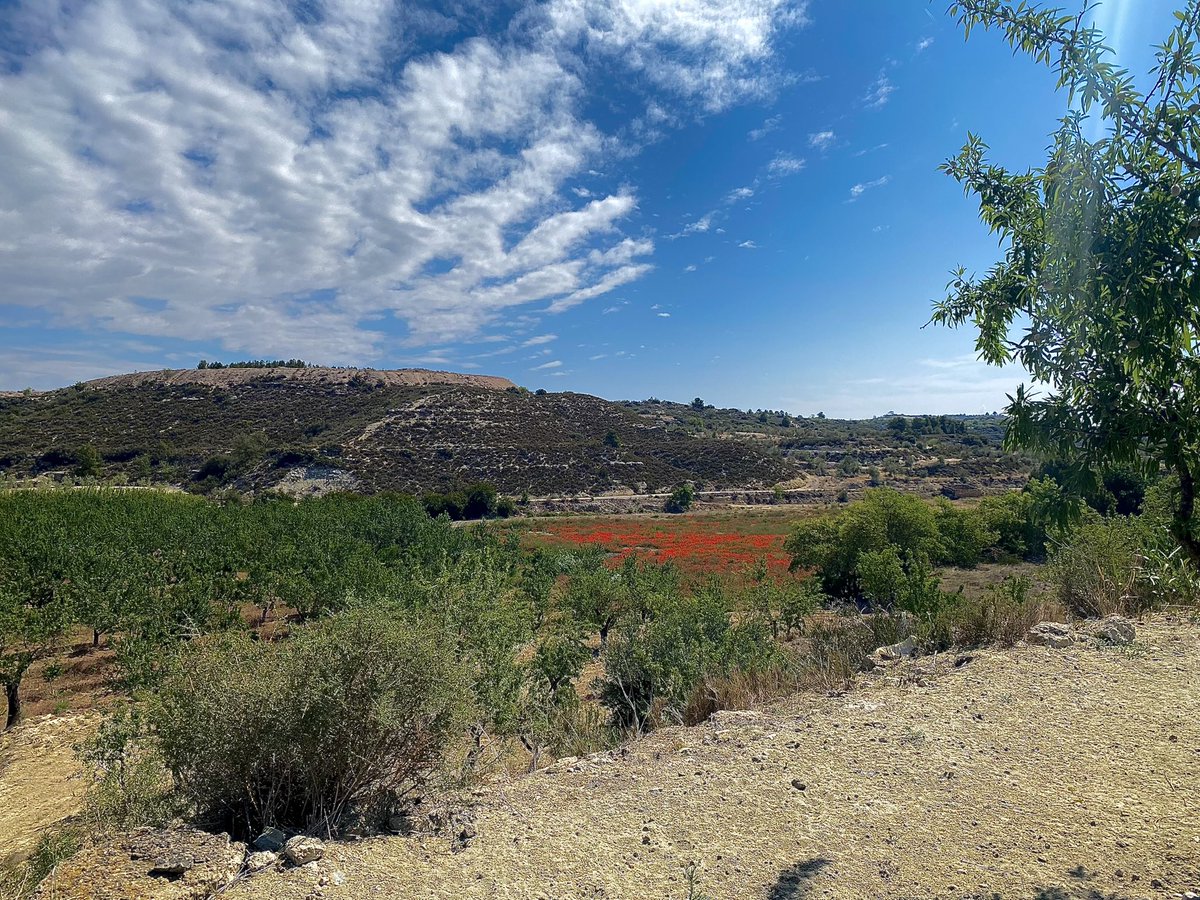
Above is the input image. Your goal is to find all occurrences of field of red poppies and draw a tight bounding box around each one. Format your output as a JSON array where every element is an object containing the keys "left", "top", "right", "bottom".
[{"left": 516, "top": 508, "right": 815, "bottom": 583}]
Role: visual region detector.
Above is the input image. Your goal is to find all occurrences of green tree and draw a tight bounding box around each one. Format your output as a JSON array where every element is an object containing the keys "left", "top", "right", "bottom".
[
  {"left": 936, "top": 1, "right": 1200, "bottom": 565},
  {"left": 664, "top": 482, "right": 695, "bottom": 513},
  {"left": 691, "top": 397, "right": 705, "bottom": 411},
  {"left": 0, "top": 519, "right": 73, "bottom": 728},
  {"left": 76, "top": 443, "right": 102, "bottom": 478}
]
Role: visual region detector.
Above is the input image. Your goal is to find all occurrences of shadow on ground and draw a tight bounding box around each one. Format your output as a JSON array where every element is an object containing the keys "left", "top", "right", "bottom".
[{"left": 766, "top": 858, "right": 831, "bottom": 899}]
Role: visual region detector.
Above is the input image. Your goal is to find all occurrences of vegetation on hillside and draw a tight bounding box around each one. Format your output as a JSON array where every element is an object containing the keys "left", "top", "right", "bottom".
[{"left": 0, "top": 381, "right": 810, "bottom": 497}]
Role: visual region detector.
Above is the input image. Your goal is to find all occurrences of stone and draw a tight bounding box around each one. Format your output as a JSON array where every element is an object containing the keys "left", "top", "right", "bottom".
[
  {"left": 252, "top": 827, "right": 288, "bottom": 853},
  {"left": 284, "top": 835, "right": 325, "bottom": 866},
  {"left": 1079, "top": 615, "right": 1136, "bottom": 645},
  {"left": 874, "top": 636, "right": 917, "bottom": 662},
  {"left": 245, "top": 850, "right": 278, "bottom": 873},
  {"left": 148, "top": 851, "right": 194, "bottom": 878},
  {"left": 1026, "top": 622, "right": 1075, "bottom": 649}
]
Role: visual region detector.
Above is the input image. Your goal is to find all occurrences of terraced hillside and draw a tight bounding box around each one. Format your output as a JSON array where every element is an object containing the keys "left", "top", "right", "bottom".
[{"left": 0, "top": 368, "right": 797, "bottom": 496}]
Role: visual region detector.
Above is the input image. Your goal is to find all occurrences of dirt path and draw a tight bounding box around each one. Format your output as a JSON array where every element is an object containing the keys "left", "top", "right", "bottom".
[{"left": 230, "top": 618, "right": 1200, "bottom": 900}]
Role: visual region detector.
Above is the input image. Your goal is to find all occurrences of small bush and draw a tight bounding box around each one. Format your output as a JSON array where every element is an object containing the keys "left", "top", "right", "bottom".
[
  {"left": 598, "top": 590, "right": 787, "bottom": 732},
  {"left": 799, "top": 613, "right": 907, "bottom": 693},
  {"left": 152, "top": 609, "right": 469, "bottom": 836},
  {"left": 664, "top": 483, "right": 695, "bottom": 513},
  {"left": 1049, "top": 518, "right": 1150, "bottom": 617},
  {"left": 952, "top": 576, "right": 1064, "bottom": 647},
  {"left": 77, "top": 706, "right": 178, "bottom": 832}
]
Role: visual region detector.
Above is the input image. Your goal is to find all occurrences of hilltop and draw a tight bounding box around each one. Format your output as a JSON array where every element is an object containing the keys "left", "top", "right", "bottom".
[
  {"left": 0, "top": 367, "right": 1025, "bottom": 499},
  {"left": 78, "top": 365, "right": 516, "bottom": 393}
]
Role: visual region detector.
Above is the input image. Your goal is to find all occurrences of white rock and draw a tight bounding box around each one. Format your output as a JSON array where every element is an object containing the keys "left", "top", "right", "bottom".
[
  {"left": 1026, "top": 622, "right": 1075, "bottom": 649},
  {"left": 284, "top": 835, "right": 325, "bottom": 866}
]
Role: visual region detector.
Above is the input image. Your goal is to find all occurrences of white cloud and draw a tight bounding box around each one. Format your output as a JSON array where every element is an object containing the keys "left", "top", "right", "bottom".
[
  {"left": 521, "top": 333, "right": 558, "bottom": 347},
  {"left": 541, "top": 0, "right": 810, "bottom": 112},
  {"left": 864, "top": 72, "right": 895, "bottom": 108},
  {"left": 589, "top": 353, "right": 608, "bottom": 360},
  {"left": 849, "top": 176, "right": 891, "bottom": 200},
  {"left": 656, "top": 312, "right": 671, "bottom": 317},
  {"left": 738, "top": 240, "right": 757, "bottom": 248},
  {"left": 748, "top": 113, "right": 782, "bottom": 141},
  {"left": 724, "top": 186, "right": 755, "bottom": 203},
  {"left": 916, "top": 37, "right": 934, "bottom": 53},
  {"left": 808, "top": 130, "right": 835, "bottom": 150},
  {"left": 0, "top": 0, "right": 805, "bottom": 375},
  {"left": 531, "top": 359, "right": 563, "bottom": 370},
  {"left": 766, "top": 153, "right": 805, "bottom": 176},
  {"left": 670, "top": 211, "right": 715, "bottom": 239},
  {"left": 683, "top": 264, "right": 697, "bottom": 272}
]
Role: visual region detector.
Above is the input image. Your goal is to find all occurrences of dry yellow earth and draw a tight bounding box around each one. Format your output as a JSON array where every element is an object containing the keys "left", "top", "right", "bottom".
[
  {"left": 224, "top": 617, "right": 1200, "bottom": 900},
  {"left": 0, "top": 713, "right": 91, "bottom": 865}
]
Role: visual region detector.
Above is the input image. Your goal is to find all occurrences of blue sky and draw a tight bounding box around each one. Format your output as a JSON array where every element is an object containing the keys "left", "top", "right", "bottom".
[{"left": 0, "top": 0, "right": 1178, "bottom": 415}]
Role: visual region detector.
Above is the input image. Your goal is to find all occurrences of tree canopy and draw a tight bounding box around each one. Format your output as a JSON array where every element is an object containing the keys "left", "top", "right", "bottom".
[{"left": 936, "top": 0, "right": 1200, "bottom": 564}]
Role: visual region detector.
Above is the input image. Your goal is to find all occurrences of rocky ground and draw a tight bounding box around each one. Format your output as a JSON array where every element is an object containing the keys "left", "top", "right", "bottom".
[{"left": 9, "top": 615, "right": 1200, "bottom": 900}]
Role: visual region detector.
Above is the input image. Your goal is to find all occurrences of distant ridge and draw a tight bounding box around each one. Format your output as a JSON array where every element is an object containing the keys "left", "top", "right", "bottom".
[{"left": 81, "top": 366, "right": 516, "bottom": 393}]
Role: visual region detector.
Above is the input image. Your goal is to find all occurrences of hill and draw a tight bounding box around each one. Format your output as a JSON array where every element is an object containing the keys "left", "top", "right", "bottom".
[
  {"left": 0, "top": 367, "right": 1025, "bottom": 498},
  {"left": 0, "top": 368, "right": 795, "bottom": 496}
]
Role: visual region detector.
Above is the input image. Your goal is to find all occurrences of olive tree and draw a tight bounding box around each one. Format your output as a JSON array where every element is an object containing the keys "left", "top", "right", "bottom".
[{"left": 936, "top": 0, "right": 1200, "bottom": 564}]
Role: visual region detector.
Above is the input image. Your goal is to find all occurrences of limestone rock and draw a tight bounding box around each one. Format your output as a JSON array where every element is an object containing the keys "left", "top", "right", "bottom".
[
  {"left": 1079, "top": 615, "right": 1136, "bottom": 645},
  {"left": 38, "top": 826, "right": 244, "bottom": 899},
  {"left": 283, "top": 836, "right": 325, "bottom": 866},
  {"left": 1026, "top": 622, "right": 1075, "bottom": 649}
]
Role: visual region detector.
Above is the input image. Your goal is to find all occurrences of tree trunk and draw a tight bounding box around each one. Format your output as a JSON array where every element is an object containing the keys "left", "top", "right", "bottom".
[
  {"left": 93, "top": 628, "right": 102, "bottom": 649},
  {"left": 1172, "top": 458, "right": 1200, "bottom": 570},
  {"left": 4, "top": 680, "right": 19, "bottom": 730}
]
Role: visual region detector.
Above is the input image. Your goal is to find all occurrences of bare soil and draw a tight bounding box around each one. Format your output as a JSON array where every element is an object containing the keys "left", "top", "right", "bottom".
[{"left": 0, "top": 713, "right": 91, "bottom": 866}]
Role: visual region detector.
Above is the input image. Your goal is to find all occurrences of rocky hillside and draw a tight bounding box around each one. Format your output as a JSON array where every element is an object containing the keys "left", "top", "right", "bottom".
[{"left": 0, "top": 368, "right": 797, "bottom": 496}]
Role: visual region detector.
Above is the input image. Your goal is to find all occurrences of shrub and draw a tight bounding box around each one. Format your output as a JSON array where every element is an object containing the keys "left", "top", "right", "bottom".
[
  {"left": 933, "top": 500, "right": 995, "bottom": 568},
  {"left": 836, "top": 455, "right": 861, "bottom": 477},
  {"left": 786, "top": 489, "right": 945, "bottom": 596},
  {"left": 952, "top": 576, "right": 1064, "bottom": 648},
  {"left": 1048, "top": 518, "right": 1150, "bottom": 618},
  {"left": 151, "top": 610, "right": 469, "bottom": 836},
  {"left": 788, "top": 489, "right": 1005, "bottom": 600},
  {"left": 976, "top": 486, "right": 1053, "bottom": 560},
  {"left": 664, "top": 483, "right": 695, "bottom": 513},
  {"left": 598, "top": 590, "right": 785, "bottom": 732},
  {"left": 799, "top": 613, "right": 908, "bottom": 693},
  {"left": 77, "top": 706, "right": 178, "bottom": 832}
]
